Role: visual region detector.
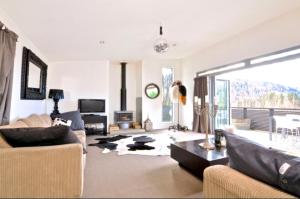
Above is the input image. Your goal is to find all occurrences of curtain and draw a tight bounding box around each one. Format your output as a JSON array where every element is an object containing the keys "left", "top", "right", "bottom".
[
  {"left": 0, "top": 22, "right": 18, "bottom": 125},
  {"left": 193, "top": 76, "right": 208, "bottom": 132}
]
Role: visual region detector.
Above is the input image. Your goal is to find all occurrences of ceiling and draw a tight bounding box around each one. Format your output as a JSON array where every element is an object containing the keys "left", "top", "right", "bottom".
[{"left": 0, "top": 0, "right": 300, "bottom": 62}]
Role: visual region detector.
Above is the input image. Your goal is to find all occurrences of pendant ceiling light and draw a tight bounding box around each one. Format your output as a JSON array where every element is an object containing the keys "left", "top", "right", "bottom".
[{"left": 154, "top": 26, "right": 169, "bottom": 53}]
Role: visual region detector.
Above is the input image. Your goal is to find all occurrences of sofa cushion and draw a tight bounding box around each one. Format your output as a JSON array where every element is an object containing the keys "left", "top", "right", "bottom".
[
  {"left": 18, "top": 114, "right": 49, "bottom": 128},
  {"left": 55, "top": 110, "right": 84, "bottom": 131},
  {"left": 39, "top": 114, "right": 53, "bottom": 126},
  {"left": 224, "top": 132, "right": 299, "bottom": 197},
  {"left": 0, "top": 121, "right": 28, "bottom": 129}
]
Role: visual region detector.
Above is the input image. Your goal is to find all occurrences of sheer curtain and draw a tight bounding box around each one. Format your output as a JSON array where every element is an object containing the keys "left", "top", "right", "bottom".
[
  {"left": 0, "top": 22, "right": 18, "bottom": 125},
  {"left": 193, "top": 76, "right": 208, "bottom": 132}
]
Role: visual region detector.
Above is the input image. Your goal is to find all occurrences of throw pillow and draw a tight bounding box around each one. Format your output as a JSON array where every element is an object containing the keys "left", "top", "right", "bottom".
[
  {"left": 55, "top": 110, "right": 84, "bottom": 130},
  {"left": 0, "top": 126, "right": 68, "bottom": 147},
  {"left": 53, "top": 117, "right": 72, "bottom": 127},
  {"left": 224, "top": 132, "right": 299, "bottom": 197},
  {"left": 0, "top": 126, "right": 87, "bottom": 154}
]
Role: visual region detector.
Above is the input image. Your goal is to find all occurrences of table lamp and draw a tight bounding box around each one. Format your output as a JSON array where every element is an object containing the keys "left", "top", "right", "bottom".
[{"left": 49, "top": 89, "right": 64, "bottom": 118}]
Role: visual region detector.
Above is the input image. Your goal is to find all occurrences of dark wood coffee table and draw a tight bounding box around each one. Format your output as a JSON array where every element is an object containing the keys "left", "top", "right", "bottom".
[{"left": 171, "top": 139, "right": 228, "bottom": 179}]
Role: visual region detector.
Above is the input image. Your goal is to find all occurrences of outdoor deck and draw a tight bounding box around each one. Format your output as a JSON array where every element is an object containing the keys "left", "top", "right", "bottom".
[
  {"left": 214, "top": 106, "right": 300, "bottom": 156},
  {"left": 234, "top": 129, "right": 300, "bottom": 156}
]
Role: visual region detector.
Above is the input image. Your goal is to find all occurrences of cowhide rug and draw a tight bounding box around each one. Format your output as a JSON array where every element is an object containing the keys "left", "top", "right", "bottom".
[{"left": 89, "top": 131, "right": 206, "bottom": 156}]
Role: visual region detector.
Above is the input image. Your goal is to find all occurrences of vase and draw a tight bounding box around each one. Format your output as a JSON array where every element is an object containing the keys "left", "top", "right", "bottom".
[{"left": 144, "top": 117, "right": 153, "bottom": 132}]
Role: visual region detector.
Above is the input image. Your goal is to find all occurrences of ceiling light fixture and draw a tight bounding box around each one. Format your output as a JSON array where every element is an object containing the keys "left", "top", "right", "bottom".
[{"left": 154, "top": 26, "right": 169, "bottom": 53}]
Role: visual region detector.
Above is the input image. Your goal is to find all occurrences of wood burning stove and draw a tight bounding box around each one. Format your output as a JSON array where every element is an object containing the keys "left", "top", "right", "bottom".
[
  {"left": 114, "top": 111, "right": 133, "bottom": 129},
  {"left": 114, "top": 62, "right": 134, "bottom": 129},
  {"left": 114, "top": 111, "right": 133, "bottom": 122}
]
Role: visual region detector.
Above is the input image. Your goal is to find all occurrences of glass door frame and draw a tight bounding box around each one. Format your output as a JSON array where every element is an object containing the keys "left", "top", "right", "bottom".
[{"left": 214, "top": 78, "right": 230, "bottom": 129}]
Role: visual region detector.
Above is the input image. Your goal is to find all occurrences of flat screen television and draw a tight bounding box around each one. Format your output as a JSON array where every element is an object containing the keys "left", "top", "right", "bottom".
[{"left": 78, "top": 99, "right": 105, "bottom": 113}]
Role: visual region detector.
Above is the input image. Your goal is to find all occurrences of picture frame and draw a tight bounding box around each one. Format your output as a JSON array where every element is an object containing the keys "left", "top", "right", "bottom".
[
  {"left": 145, "top": 83, "right": 160, "bottom": 99},
  {"left": 20, "top": 47, "right": 47, "bottom": 100}
]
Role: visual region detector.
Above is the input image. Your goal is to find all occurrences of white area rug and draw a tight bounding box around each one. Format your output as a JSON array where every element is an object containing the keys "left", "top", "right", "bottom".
[{"left": 103, "top": 131, "right": 206, "bottom": 156}]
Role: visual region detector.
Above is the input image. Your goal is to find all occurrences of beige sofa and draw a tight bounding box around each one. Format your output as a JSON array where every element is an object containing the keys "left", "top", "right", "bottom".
[
  {"left": 0, "top": 114, "right": 86, "bottom": 198},
  {"left": 203, "top": 165, "right": 296, "bottom": 198}
]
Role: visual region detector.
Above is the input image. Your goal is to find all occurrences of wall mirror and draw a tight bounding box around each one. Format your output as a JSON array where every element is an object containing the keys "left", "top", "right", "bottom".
[
  {"left": 145, "top": 83, "right": 160, "bottom": 99},
  {"left": 21, "top": 47, "right": 47, "bottom": 100}
]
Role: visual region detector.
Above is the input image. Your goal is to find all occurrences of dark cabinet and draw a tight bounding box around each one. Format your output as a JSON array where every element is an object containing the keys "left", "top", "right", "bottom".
[{"left": 81, "top": 114, "right": 107, "bottom": 135}]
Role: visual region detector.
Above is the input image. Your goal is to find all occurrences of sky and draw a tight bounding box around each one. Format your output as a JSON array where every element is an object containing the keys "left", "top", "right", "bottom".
[{"left": 218, "top": 57, "right": 300, "bottom": 89}]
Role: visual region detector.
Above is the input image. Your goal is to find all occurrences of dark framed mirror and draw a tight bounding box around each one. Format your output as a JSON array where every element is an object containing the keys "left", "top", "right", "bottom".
[
  {"left": 145, "top": 83, "right": 160, "bottom": 99},
  {"left": 21, "top": 47, "right": 47, "bottom": 100}
]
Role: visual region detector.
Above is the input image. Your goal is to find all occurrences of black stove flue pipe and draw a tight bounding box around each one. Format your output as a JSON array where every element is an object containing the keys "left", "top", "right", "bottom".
[{"left": 120, "top": 62, "right": 127, "bottom": 111}]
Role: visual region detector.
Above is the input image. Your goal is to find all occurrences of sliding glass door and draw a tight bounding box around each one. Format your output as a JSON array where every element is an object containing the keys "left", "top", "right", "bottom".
[{"left": 215, "top": 79, "right": 230, "bottom": 129}]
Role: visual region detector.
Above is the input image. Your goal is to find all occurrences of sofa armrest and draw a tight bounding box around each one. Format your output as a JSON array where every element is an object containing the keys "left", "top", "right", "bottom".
[
  {"left": 203, "top": 165, "right": 295, "bottom": 198},
  {"left": 0, "top": 144, "right": 83, "bottom": 198},
  {"left": 73, "top": 130, "right": 86, "bottom": 147}
]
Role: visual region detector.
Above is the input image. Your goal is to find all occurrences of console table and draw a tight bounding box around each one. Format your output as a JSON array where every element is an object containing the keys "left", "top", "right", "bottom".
[
  {"left": 81, "top": 114, "right": 107, "bottom": 135},
  {"left": 171, "top": 139, "right": 228, "bottom": 179}
]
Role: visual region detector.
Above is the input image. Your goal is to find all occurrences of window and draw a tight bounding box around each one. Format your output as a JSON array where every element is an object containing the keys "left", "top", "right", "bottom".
[
  {"left": 162, "top": 68, "right": 174, "bottom": 122},
  {"left": 197, "top": 45, "right": 300, "bottom": 156}
]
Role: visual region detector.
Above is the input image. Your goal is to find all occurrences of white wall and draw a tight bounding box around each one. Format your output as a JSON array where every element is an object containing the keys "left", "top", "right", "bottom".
[
  {"left": 0, "top": 8, "right": 49, "bottom": 122},
  {"left": 108, "top": 62, "right": 141, "bottom": 125},
  {"left": 181, "top": 8, "right": 300, "bottom": 129},
  {"left": 142, "top": 59, "right": 182, "bottom": 129},
  {"left": 47, "top": 61, "right": 110, "bottom": 122}
]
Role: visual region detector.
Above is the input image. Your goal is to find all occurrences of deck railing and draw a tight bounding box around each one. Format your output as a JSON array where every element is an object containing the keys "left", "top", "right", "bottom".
[{"left": 230, "top": 107, "right": 300, "bottom": 132}]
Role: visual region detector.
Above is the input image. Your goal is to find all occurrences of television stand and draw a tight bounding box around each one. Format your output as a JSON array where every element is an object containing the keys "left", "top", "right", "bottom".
[{"left": 81, "top": 114, "right": 107, "bottom": 135}]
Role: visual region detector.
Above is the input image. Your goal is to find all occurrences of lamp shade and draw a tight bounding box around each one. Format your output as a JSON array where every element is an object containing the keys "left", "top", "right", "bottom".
[{"left": 48, "top": 89, "right": 64, "bottom": 100}]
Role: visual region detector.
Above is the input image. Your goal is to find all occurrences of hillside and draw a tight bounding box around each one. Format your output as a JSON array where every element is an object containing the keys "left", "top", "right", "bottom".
[{"left": 230, "top": 79, "right": 300, "bottom": 108}]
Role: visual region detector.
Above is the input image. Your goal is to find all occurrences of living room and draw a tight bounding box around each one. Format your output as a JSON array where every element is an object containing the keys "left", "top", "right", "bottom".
[{"left": 1, "top": 0, "right": 300, "bottom": 198}]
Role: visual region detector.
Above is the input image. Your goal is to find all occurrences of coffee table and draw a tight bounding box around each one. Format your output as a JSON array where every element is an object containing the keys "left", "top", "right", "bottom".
[{"left": 171, "top": 139, "right": 228, "bottom": 179}]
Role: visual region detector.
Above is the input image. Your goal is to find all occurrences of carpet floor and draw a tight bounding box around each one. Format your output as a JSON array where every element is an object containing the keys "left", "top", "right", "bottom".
[{"left": 82, "top": 131, "right": 204, "bottom": 198}]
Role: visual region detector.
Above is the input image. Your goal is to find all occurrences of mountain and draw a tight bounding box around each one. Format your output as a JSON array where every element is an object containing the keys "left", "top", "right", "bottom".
[{"left": 229, "top": 79, "right": 300, "bottom": 108}]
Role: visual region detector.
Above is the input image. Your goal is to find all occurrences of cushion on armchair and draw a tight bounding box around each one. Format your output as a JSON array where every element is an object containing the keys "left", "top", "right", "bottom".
[{"left": 224, "top": 132, "right": 299, "bottom": 197}]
